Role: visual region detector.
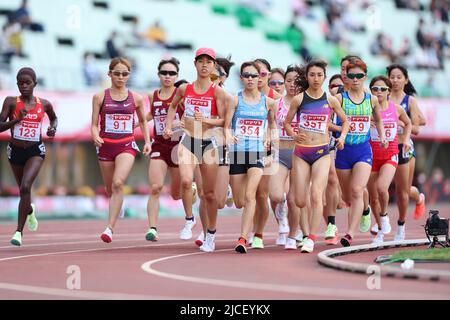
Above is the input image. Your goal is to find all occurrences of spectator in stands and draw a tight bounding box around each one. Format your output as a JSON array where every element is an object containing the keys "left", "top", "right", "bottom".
[
  {"left": 144, "top": 21, "right": 192, "bottom": 50},
  {"left": 0, "top": 21, "right": 24, "bottom": 64},
  {"left": 292, "top": 0, "right": 313, "bottom": 19},
  {"left": 126, "top": 17, "right": 157, "bottom": 49},
  {"left": 8, "top": 0, "right": 44, "bottom": 32},
  {"left": 370, "top": 32, "right": 396, "bottom": 62},
  {"left": 431, "top": 0, "right": 449, "bottom": 23},
  {"left": 421, "top": 74, "right": 440, "bottom": 97},
  {"left": 82, "top": 52, "right": 102, "bottom": 87},
  {"left": 106, "top": 31, "right": 123, "bottom": 59}
]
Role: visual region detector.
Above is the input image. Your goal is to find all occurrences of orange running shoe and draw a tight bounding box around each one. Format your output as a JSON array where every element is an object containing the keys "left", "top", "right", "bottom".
[
  {"left": 413, "top": 193, "right": 425, "bottom": 220},
  {"left": 234, "top": 237, "right": 247, "bottom": 254}
]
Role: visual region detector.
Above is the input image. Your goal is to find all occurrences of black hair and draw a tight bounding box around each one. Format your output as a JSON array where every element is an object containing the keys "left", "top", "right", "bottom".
[
  {"left": 216, "top": 56, "right": 235, "bottom": 77},
  {"left": 17, "top": 67, "right": 37, "bottom": 83},
  {"left": 254, "top": 58, "right": 271, "bottom": 71},
  {"left": 386, "top": 64, "right": 417, "bottom": 96},
  {"left": 328, "top": 74, "right": 343, "bottom": 86},
  {"left": 240, "top": 61, "right": 260, "bottom": 75},
  {"left": 270, "top": 68, "right": 285, "bottom": 78},
  {"left": 284, "top": 64, "right": 302, "bottom": 79},
  {"left": 340, "top": 55, "right": 362, "bottom": 66},
  {"left": 370, "top": 75, "right": 392, "bottom": 89},
  {"left": 295, "top": 60, "right": 327, "bottom": 92},
  {"left": 174, "top": 79, "right": 188, "bottom": 88},
  {"left": 158, "top": 57, "right": 180, "bottom": 72}
]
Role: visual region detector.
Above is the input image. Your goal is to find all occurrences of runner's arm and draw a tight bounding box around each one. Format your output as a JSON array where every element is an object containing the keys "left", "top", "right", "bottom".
[
  {"left": 283, "top": 94, "right": 306, "bottom": 144},
  {"left": 43, "top": 99, "right": 58, "bottom": 137},
  {"left": 134, "top": 93, "right": 151, "bottom": 155},
  {"left": 224, "top": 95, "right": 238, "bottom": 144},
  {"left": 91, "top": 92, "right": 104, "bottom": 147},
  {"left": 329, "top": 95, "right": 349, "bottom": 149},
  {"left": 202, "top": 86, "right": 226, "bottom": 127},
  {"left": 408, "top": 97, "right": 423, "bottom": 135},
  {"left": 164, "top": 84, "right": 185, "bottom": 136},
  {"left": 0, "top": 97, "right": 21, "bottom": 132},
  {"left": 371, "top": 96, "right": 387, "bottom": 147}
]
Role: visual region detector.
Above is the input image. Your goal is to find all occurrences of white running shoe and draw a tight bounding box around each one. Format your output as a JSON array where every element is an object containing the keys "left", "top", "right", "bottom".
[
  {"left": 225, "top": 185, "right": 234, "bottom": 207},
  {"left": 370, "top": 223, "right": 379, "bottom": 236},
  {"left": 301, "top": 238, "right": 315, "bottom": 253},
  {"left": 100, "top": 227, "right": 113, "bottom": 243},
  {"left": 195, "top": 231, "right": 205, "bottom": 247},
  {"left": 200, "top": 232, "right": 215, "bottom": 252},
  {"left": 380, "top": 215, "right": 391, "bottom": 234},
  {"left": 294, "top": 230, "right": 304, "bottom": 241},
  {"left": 372, "top": 230, "right": 384, "bottom": 245},
  {"left": 180, "top": 217, "right": 196, "bottom": 240},
  {"left": 276, "top": 233, "right": 287, "bottom": 246},
  {"left": 394, "top": 224, "right": 406, "bottom": 241},
  {"left": 285, "top": 237, "right": 297, "bottom": 250}
]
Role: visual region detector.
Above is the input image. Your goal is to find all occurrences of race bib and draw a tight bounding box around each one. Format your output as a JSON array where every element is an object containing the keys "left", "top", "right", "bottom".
[
  {"left": 184, "top": 98, "right": 212, "bottom": 119},
  {"left": 13, "top": 121, "right": 41, "bottom": 141},
  {"left": 105, "top": 114, "right": 133, "bottom": 134},
  {"left": 154, "top": 114, "right": 180, "bottom": 135},
  {"left": 279, "top": 121, "right": 299, "bottom": 140},
  {"left": 299, "top": 113, "right": 328, "bottom": 134},
  {"left": 370, "top": 122, "right": 397, "bottom": 142},
  {"left": 236, "top": 118, "right": 265, "bottom": 139},
  {"left": 348, "top": 116, "right": 370, "bottom": 136}
]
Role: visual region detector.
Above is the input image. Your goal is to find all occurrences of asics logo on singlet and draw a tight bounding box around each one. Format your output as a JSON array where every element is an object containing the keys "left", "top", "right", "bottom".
[{"left": 23, "top": 113, "right": 38, "bottom": 120}]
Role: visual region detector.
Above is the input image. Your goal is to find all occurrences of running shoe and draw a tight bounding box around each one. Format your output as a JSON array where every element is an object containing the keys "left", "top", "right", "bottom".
[
  {"left": 394, "top": 225, "right": 406, "bottom": 241},
  {"left": 275, "top": 199, "right": 289, "bottom": 234},
  {"left": 294, "top": 230, "right": 303, "bottom": 241},
  {"left": 145, "top": 228, "right": 159, "bottom": 242},
  {"left": 340, "top": 234, "right": 352, "bottom": 247},
  {"left": 297, "top": 236, "right": 308, "bottom": 249},
  {"left": 413, "top": 193, "right": 425, "bottom": 220},
  {"left": 324, "top": 223, "right": 339, "bottom": 245},
  {"left": 380, "top": 215, "right": 392, "bottom": 234},
  {"left": 276, "top": 233, "right": 287, "bottom": 246},
  {"left": 301, "top": 238, "right": 315, "bottom": 253},
  {"left": 370, "top": 223, "right": 379, "bottom": 236},
  {"left": 284, "top": 237, "right": 297, "bottom": 250},
  {"left": 225, "top": 185, "right": 234, "bottom": 208},
  {"left": 192, "top": 182, "right": 198, "bottom": 204},
  {"left": 359, "top": 206, "right": 372, "bottom": 233},
  {"left": 251, "top": 236, "right": 264, "bottom": 249},
  {"left": 195, "top": 231, "right": 205, "bottom": 247},
  {"left": 234, "top": 238, "right": 247, "bottom": 254},
  {"left": 200, "top": 232, "right": 215, "bottom": 252},
  {"left": 180, "top": 217, "right": 196, "bottom": 240},
  {"left": 372, "top": 230, "right": 384, "bottom": 245},
  {"left": 26, "top": 203, "right": 38, "bottom": 232},
  {"left": 10, "top": 231, "right": 22, "bottom": 246},
  {"left": 101, "top": 227, "right": 113, "bottom": 243}
]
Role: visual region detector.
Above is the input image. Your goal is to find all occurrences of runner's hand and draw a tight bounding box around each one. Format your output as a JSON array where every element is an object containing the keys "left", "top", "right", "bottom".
[
  {"left": 47, "top": 126, "right": 56, "bottom": 138},
  {"left": 163, "top": 127, "right": 173, "bottom": 140},
  {"left": 335, "top": 137, "right": 345, "bottom": 150},
  {"left": 194, "top": 111, "right": 203, "bottom": 122},
  {"left": 381, "top": 139, "right": 389, "bottom": 149},
  {"left": 226, "top": 133, "right": 238, "bottom": 145},
  {"left": 18, "top": 109, "right": 27, "bottom": 120},
  {"left": 294, "top": 132, "right": 307, "bottom": 144},
  {"left": 402, "top": 143, "right": 411, "bottom": 154},
  {"left": 142, "top": 142, "right": 151, "bottom": 156},
  {"left": 93, "top": 135, "right": 104, "bottom": 148}
]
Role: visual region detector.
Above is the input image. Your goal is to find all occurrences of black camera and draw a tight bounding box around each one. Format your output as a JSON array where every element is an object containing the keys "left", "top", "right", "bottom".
[{"left": 425, "top": 210, "right": 449, "bottom": 248}]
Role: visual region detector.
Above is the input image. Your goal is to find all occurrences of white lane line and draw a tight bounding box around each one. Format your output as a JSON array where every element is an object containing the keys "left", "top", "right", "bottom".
[
  {"left": 141, "top": 247, "right": 450, "bottom": 300},
  {"left": 0, "top": 282, "right": 178, "bottom": 300}
]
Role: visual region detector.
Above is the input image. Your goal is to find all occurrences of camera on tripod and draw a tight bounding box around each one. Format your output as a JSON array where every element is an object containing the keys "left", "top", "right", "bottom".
[{"left": 425, "top": 210, "right": 449, "bottom": 248}]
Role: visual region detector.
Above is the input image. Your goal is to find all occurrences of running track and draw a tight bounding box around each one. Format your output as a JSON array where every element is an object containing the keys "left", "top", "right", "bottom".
[{"left": 0, "top": 204, "right": 449, "bottom": 300}]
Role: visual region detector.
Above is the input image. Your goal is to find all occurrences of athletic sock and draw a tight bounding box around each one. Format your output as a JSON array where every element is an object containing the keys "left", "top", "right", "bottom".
[
  {"left": 150, "top": 227, "right": 157, "bottom": 231},
  {"left": 254, "top": 233, "right": 263, "bottom": 239},
  {"left": 397, "top": 220, "right": 405, "bottom": 226},
  {"left": 327, "top": 216, "right": 336, "bottom": 225},
  {"left": 185, "top": 216, "right": 194, "bottom": 221},
  {"left": 362, "top": 208, "right": 370, "bottom": 216},
  {"left": 207, "top": 229, "right": 216, "bottom": 234}
]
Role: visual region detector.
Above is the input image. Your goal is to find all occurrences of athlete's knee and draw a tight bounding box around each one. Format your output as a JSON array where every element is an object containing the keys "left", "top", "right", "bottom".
[
  {"left": 150, "top": 183, "right": 163, "bottom": 196},
  {"left": 396, "top": 189, "right": 409, "bottom": 202},
  {"left": 203, "top": 189, "right": 216, "bottom": 202},
  {"left": 19, "top": 184, "right": 32, "bottom": 196},
  {"left": 287, "top": 196, "right": 297, "bottom": 210},
  {"left": 112, "top": 178, "right": 125, "bottom": 192},
  {"left": 269, "top": 193, "right": 284, "bottom": 204},
  {"left": 350, "top": 186, "right": 364, "bottom": 199},
  {"left": 310, "top": 190, "right": 324, "bottom": 207},
  {"left": 244, "top": 194, "right": 256, "bottom": 207},
  {"left": 256, "top": 191, "right": 269, "bottom": 202},
  {"left": 181, "top": 177, "right": 193, "bottom": 190},
  {"left": 376, "top": 183, "right": 389, "bottom": 196},
  {"left": 295, "top": 196, "right": 307, "bottom": 209}
]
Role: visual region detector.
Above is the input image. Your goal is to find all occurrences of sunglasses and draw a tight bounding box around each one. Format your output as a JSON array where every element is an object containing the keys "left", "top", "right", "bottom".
[
  {"left": 111, "top": 71, "right": 130, "bottom": 77},
  {"left": 269, "top": 80, "right": 284, "bottom": 86},
  {"left": 210, "top": 73, "right": 220, "bottom": 81},
  {"left": 371, "top": 86, "right": 389, "bottom": 92},
  {"left": 159, "top": 70, "right": 178, "bottom": 76},
  {"left": 347, "top": 73, "right": 366, "bottom": 80},
  {"left": 259, "top": 71, "right": 269, "bottom": 77},
  {"left": 242, "top": 73, "right": 259, "bottom": 79}
]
